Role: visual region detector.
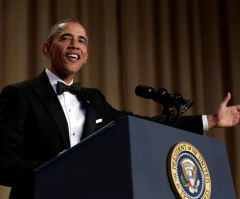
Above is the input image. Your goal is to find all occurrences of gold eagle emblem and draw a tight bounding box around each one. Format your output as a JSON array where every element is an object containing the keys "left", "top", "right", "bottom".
[{"left": 180, "top": 158, "right": 200, "bottom": 193}]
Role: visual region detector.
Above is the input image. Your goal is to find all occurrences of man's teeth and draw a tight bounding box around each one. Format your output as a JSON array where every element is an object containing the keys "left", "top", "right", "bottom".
[{"left": 67, "top": 54, "right": 79, "bottom": 59}]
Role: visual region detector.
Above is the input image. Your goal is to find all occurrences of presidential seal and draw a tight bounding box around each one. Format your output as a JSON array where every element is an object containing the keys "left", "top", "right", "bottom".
[{"left": 168, "top": 142, "right": 211, "bottom": 199}]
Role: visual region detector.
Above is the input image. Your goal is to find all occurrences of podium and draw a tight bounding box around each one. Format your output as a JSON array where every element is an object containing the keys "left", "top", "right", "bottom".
[{"left": 33, "top": 116, "right": 236, "bottom": 199}]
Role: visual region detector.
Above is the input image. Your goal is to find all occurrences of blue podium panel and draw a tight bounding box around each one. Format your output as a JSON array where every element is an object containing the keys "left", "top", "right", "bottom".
[
  {"left": 126, "top": 116, "right": 235, "bottom": 199},
  {"left": 33, "top": 116, "right": 235, "bottom": 199}
]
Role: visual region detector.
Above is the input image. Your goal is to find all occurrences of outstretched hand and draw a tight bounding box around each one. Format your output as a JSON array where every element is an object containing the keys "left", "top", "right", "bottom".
[{"left": 207, "top": 92, "right": 240, "bottom": 129}]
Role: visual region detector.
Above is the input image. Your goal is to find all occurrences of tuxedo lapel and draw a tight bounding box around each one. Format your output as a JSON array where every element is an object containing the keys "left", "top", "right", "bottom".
[
  {"left": 33, "top": 71, "right": 70, "bottom": 148},
  {"left": 32, "top": 71, "right": 97, "bottom": 144}
]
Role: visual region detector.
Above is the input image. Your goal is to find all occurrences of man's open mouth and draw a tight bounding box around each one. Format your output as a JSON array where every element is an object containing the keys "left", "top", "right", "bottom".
[{"left": 66, "top": 53, "right": 80, "bottom": 61}]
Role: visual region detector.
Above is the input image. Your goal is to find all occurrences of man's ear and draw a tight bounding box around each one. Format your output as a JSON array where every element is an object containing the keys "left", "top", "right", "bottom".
[{"left": 42, "top": 43, "right": 51, "bottom": 57}]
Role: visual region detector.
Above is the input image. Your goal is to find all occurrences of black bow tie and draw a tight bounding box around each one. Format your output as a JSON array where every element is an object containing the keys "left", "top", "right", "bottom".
[{"left": 56, "top": 81, "right": 81, "bottom": 95}]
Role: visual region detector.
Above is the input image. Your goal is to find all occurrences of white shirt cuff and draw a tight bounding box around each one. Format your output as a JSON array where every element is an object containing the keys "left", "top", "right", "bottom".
[{"left": 202, "top": 115, "right": 209, "bottom": 131}]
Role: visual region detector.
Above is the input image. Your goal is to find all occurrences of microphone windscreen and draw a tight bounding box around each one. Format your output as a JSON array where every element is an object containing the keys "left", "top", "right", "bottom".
[{"left": 135, "top": 85, "right": 156, "bottom": 99}]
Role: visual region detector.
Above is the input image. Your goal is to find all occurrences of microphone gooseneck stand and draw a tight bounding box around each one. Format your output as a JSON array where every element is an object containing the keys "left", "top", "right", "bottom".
[{"left": 135, "top": 85, "right": 194, "bottom": 124}]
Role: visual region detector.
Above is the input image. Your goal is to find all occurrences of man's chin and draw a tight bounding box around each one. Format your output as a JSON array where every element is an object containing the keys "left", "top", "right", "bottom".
[{"left": 64, "top": 65, "right": 83, "bottom": 75}]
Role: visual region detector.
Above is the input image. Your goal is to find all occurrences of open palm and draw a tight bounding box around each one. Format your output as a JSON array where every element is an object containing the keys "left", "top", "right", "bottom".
[{"left": 215, "top": 93, "right": 240, "bottom": 128}]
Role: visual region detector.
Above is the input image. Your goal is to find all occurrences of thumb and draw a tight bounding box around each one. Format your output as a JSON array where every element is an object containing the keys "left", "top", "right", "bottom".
[{"left": 221, "top": 92, "right": 231, "bottom": 106}]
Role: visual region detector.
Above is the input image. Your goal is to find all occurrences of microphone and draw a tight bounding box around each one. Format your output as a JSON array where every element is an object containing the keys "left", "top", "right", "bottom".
[
  {"left": 135, "top": 85, "right": 157, "bottom": 99},
  {"left": 135, "top": 85, "right": 194, "bottom": 120},
  {"left": 135, "top": 85, "right": 173, "bottom": 105},
  {"left": 135, "top": 85, "right": 193, "bottom": 108},
  {"left": 156, "top": 88, "right": 172, "bottom": 105},
  {"left": 172, "top": 93, "right": 187, "bottom": 105}
]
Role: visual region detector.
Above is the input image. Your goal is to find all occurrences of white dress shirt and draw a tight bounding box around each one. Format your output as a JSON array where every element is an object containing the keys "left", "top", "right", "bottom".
[{"left": 46, "top": 69, "right": 86, "bottom": 147}]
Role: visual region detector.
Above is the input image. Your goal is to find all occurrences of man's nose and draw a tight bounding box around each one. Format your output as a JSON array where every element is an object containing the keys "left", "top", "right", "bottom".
[{"left": 68, "top": 39, "right": 80, "bottom": 50}]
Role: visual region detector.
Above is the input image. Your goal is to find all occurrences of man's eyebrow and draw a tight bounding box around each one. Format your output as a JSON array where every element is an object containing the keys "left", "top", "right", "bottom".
[
  {"left": 60, "top": 33, "right": 72, "bottom": 37},
  {"left": 59, "top": 33, "right": 88, "bottom": 43}
]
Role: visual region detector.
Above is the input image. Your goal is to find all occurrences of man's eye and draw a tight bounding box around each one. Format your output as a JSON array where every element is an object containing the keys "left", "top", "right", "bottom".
[
  {"left": 79, "top": 39, "right": 87, "bottom": 45},
  {"left": 61, "top": 36, "right": 70, "bottom": 41}
]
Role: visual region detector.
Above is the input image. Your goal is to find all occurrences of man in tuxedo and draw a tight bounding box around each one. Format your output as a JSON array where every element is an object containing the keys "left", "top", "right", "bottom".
[{"left": 0, "top": 19, "right": 240, "bottom": 199}]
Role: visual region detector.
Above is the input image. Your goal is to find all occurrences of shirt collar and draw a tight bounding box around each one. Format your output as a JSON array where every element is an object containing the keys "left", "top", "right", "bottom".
[{"left": 45, "top": 68, "right": 73, "bottom": 94}]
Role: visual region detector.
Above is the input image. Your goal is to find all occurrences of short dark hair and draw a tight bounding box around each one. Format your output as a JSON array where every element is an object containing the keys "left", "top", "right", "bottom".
[{"left": 46, "top": 19, "right": 84, "bottom": 44}]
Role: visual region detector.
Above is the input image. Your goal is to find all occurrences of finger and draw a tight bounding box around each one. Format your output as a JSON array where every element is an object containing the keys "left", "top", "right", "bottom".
[
  {"left": 236, "top": 112, "right": 240, "bottom": 124},
  {"left": 58, "top": 149, "right": 67, "bottom": 155},
  {"left": 221, "top": 92, "right": 231, "bottom": 106},
  {"left": 236, "top": 104, "right": 240, "bottom": 110},
  {"left": 235, "top": 113, "right": 240, "bottom": 125}
]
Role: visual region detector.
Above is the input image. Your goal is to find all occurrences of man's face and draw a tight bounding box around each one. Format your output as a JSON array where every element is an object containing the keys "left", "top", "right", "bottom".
[{"left": 43, "top": 22, "right": 88, "bottom": 80}]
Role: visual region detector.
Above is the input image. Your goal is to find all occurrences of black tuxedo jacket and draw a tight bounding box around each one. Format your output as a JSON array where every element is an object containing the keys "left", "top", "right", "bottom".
[{"left": 0, "top": 71, "right": 203, "bottom": 198}]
